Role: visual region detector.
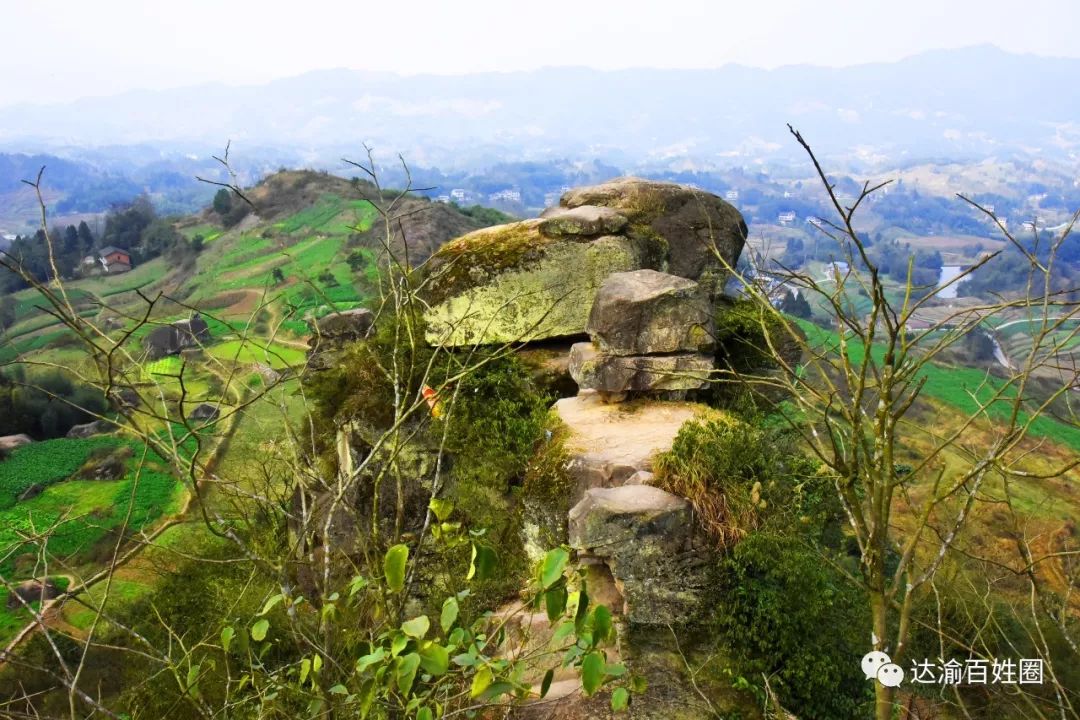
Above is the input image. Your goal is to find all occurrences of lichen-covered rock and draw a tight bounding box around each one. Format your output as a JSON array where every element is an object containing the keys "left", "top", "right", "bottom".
[
  {"left": 310, "top": 307, "right": 374, "bottom": 344},
  {"left": 560, "top": 177, "right": 746, "bottom": 291},
  {"left": 423, "top": 221, "right": 661, "bottom": 346},
  {"left": 569, "top": 486, "right": 705, "bottom": 624},
  {"left": 587, "top": 270, "right": 714, "bottom": 355},
  {"left": 538, "top": 205, "right": 628, "bottom": 237},
  {"left": 569, "top": 485, "right": 690, "bottom": 551},
  {"left": 569, "top": 342, "right": 711, "bottom": 395},
  {"left": 189, "top": 403, "right": 221, "bottom": 422},
  {"left": 143, "top": 314, "right": 212, "bottom": 360}
]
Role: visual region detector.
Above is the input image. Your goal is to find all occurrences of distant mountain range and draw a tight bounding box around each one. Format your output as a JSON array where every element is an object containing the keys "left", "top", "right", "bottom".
[{"left": 2, "top": 46, "right": 1079, "bottom": 172}]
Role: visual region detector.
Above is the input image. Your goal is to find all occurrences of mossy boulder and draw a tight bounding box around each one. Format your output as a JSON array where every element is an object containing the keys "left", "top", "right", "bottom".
[
  {"left": 422, "top": 220, "right": 659, "bottom": 346},
  {"left": 420, "top": 179, "right": 745, "bottom": 347},
  {"left": 560, "top": 177, "right": 747, "bottom": 290},
  {"left": 537, "top": 205, "right": 628, "bottom": 236}
]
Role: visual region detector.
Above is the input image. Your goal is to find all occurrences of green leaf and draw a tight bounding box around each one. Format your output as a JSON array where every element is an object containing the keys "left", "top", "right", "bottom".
[
  {"left": 401, "top": 615, "right": 430, "bottom": 639},
  {"left": 540, "top": 668, "right": 554, "bottom": 698},
  {"left": 417, "top": 708, "right": 433, "bottom": 720},
  {"left": 545, "top": 586, "right": 567, "bottom": 623},
  {"left": 258, "top": 593, "right": 283, "bottom": 616},
  {"left": 220, "top": 626, "right": 235, "bottom": 652},
  {"left": 395, "top": 653, "right": 421, "bottom": 694},
  {"left": 355, "top": 647, "right": 386, "bottom": 675},
  {"left": 384, "top": 544, "right": 409, "bottom": 593},
  {"left": 313, "top": 654, "right": 323, "bottom": 674},
  {"left": 419, "top": 643, "right": 449, "bottom": 676},
  {"left": 429, "top": 497, "right": 454, "bottom": 522},
  {"left": 611, "top": 686, "right": 630, "bottom": 711},
  {"left": 605, "top": 663, "right": 627, "bottom": 677},
  {"left": 552, "top": 620, "right": 576, "bottom": 644},
  {"left": 391, "top": 633, "right": 409, "bottom": 657},
  {"left": 452, "top": 652, "right": 477, "bottom": 667},
  {"left": 575, "top": 586, "right": 590, "bottom": 630},
  {"left": 329, "top": 684, "right": 348, "bottom": 695},
  {"left": 185, "top": 663, "right": 202, "bottom": 699},
  {"left": 592, "top": 605, "right": 612, "bottom": 644},
  {"left": 581, "top": 652, "right": 604, "bottom": 695},
  {"left": 250, "top": 619, "right": 269, "bottom": 642},
  {"left": 440, "top": 597, "right": 459, "bottom": 634},
  {"left": 299, "top": 658, "right": 311, "bottom": 685},
  {"left": 348, "top": 574, "right": 369, "bottom": 597},
  {"left": 484, "top": 681, "right": 514, "bottom": 700},
  {"left": 541, "top": 547, "right": 569, "bottom": 590},
  {"left": 470, "top": 666, "right": 493, "bottom": 698},
  {"left": 468, "top": 542, "right": 498, "bottom": 581}
]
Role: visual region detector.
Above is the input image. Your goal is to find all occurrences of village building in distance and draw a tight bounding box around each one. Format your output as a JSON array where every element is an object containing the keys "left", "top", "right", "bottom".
[{"left": 81, "top": 246, "right": 133, "bottom": 275}]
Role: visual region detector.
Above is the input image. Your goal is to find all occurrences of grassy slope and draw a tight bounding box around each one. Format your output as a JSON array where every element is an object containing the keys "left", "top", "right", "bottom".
[
  {"left": 0, "top": 173, "right": 489, "bottom": 643},
  {"left": 798, "top": 320, "right": 1080, "bottom": 451}
]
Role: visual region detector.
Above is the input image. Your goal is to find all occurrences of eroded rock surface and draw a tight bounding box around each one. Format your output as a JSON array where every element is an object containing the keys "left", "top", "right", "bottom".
[
  {"left": 554, "top": 391, "right": 700, "bottom": 492},
  {"left": 560, "top": 177, "right": 747, "bottom": 286},
  {"left": 66, "top": 419, "right": 115, "bottom": 439},
  {"left": 587, "top": 270, "right": 714, "bottom": 355},
  {"left": 569, "top": 486, "right": 705, "bottom": 625},
  {"left": 569, "top": 342, "right": 712, "bottom": 397}
]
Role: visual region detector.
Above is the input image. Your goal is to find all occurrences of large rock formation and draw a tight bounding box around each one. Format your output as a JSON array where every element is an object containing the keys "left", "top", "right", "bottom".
[
  {"left": 559, "top": 177, "right": 747, "bottom": 285},
  {"left": 569, "top": 343, "right": 712, "bottom": 398},
  {"left": 420, "top": 179, "right": 745, "bottom": 346},
  {"left": 66, "top": 418, "right": 116, "bottom": 439},
  {"left": 307, "top": 307, "right": 374, "bottom": 369}
]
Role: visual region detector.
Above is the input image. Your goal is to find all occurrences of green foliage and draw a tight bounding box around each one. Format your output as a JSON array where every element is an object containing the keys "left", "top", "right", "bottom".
[
  {"left": 453, "top": 203, "right": 516, "bottom": 226},
  {"left": 441, "top": 354, "right": 551, "bottom": 491},
  {"left": 521, "top": 415, "right": 576, "bottom": 547},
  {"left": 713, "top": 533, "right": 870, "bottom": 719},
  {"left": 212, "top": 188, "right": 232, "bottom": 215},
  {"left": 0, "top": 444, "right": 180, "bottom": 581},
  {"left": 655, "top": 413, "right": 843, "bottom": 546},
  {"left": 798, "top": 320, "right": 1080, "bottom": 452}
]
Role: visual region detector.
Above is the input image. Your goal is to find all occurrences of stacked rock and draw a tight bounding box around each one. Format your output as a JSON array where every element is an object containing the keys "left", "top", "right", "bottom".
[{"left": 569, "top": 269, "right": 715, "bottom": 401}]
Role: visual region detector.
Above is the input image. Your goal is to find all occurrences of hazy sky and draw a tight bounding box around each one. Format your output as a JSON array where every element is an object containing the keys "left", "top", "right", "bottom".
[{"left": 2, "top": 0, "right": 1078, "bottom": 107}]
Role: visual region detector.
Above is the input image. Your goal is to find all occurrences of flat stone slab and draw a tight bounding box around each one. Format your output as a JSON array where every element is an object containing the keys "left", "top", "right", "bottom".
[
  {"left": 569, "top": 342, "right": 712, "bottom": 395},
  {"left": 554, "top": 391, "right": 702, "bottom": 491}
]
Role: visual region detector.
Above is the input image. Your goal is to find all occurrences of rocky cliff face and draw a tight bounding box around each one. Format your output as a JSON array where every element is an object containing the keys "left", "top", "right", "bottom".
[{"left": 420, "top": 178, "right": 746, "bottom": 346}]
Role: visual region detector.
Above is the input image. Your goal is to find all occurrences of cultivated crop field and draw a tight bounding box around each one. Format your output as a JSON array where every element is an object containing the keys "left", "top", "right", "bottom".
[{"left": 0, "top": 437, "right": 184, "bottom": 643}]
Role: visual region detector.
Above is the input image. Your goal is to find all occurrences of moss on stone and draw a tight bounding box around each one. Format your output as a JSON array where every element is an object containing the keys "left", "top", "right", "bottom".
[
  {"left": 425, "top": 220, "right": 552, "bottom": 306},
  {"left": 521, "top": 412, "right": 575, "bottom": 552},
  {"left": 423, "top": 235, "right": 655, "bottom": 346}
]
